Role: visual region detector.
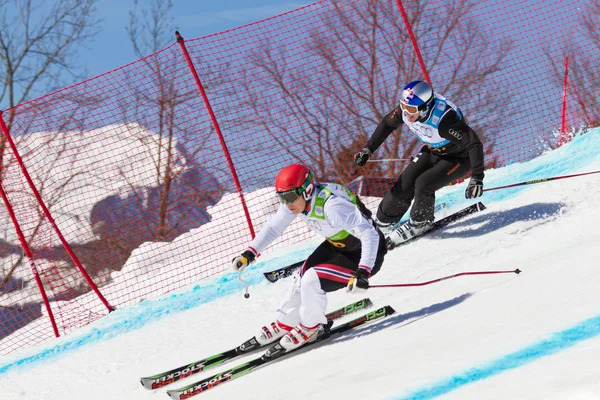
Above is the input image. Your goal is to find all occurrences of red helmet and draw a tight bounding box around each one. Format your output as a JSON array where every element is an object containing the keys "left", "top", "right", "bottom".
[{"left": 275, "top": 164, "right": 315, "bottom": 204}]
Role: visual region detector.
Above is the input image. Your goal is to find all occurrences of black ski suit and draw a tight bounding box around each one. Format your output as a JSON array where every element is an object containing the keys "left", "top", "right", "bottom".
[{"left": 364, "top": 94, "right": 485, "bottom": 224}]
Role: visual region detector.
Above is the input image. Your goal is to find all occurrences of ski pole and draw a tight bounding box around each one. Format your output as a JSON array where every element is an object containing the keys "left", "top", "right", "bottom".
[
  {"left": 370, "top": 268, "right": 521, "bottom": 288},
  {"left": 238, "top": 272, "right": 250, "bottom": 299},
  {"left": 367, "top": 158, "right": 411, "bottom": 163},
  {"left": 484, "top": 170, "right": 600, "bottom": 192}
]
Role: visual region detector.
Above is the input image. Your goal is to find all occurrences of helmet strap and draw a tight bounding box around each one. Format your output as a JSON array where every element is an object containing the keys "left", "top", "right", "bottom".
[
  {"left": 302, "top": 183, "right": 314, "bottom": 201},
  {"left": 419, "top": 100, "right": 434, "bottom": 119}
]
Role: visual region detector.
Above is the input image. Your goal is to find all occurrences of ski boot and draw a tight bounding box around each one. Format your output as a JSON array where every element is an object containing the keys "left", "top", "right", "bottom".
[{"left": 387, "top": 218, "right": 432, "bottom": 248}]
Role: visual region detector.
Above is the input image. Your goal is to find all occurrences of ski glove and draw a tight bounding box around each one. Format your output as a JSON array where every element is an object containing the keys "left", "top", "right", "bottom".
[
  {"left": 465, "top": 177, "right": 484, "bottom": 199},
  {"left": 354, "top": 147, "right": 372, "bottom": 167},
  {"left": 231, "top": 249, "right": 256, "bottom": 273},
  {"left": 346, "top": 268, "right": 370, "bottom": 294}
]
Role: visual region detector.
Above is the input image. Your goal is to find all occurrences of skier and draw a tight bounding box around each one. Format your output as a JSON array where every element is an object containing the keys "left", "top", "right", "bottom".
[
  {"left": 231, "top": 163, "right": 387, "bottom": 351},
  {"left": 354, "top": 80, "right": 485, "bottom": 246}
]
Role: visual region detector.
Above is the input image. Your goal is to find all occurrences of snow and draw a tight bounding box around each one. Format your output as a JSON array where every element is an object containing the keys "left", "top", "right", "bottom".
[
  {"left": 1, "top": 128, "right": 600, "bottom": 399},
  {"left": 2, "top": 123, "right": 188, "bottom": 246}
]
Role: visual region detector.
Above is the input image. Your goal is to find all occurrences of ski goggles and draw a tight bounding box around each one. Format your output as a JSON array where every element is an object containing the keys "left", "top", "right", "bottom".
[
  {"left": 277, "top": 189, "right": 302, "bottom": 204},
  {"left": 400, "top": 102, "right": 420, "bottom": 115}
]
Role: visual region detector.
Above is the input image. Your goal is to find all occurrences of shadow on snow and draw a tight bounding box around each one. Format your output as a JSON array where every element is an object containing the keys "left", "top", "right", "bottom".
[
  {"left": 330, "top": 293, "right": 473, "bottom": 345},
  {"left": 433, "top": 202, "right": 566, "bottom": 240}
]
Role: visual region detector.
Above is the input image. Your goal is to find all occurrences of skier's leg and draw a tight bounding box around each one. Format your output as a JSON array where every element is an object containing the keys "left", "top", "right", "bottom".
[
  {"left": 274, "top": 273, "right": 302, "bottom": 328},
  {"left": 279, "top": 268, "right": 330, "bottom": 351},
  {"left": 410, "top": 156, "right": 470, "bottom": 222},
  {"left": 253, "top": 274, "right": 299, "bottom": 345},
  {"left": 376, "top": 151, "right": 433, "bottom": 225},
  {"left": 280, "top": 247, "right": 358, "bottom": 350},
  {"left": 298, "top": 268, "right": 328, "bottom": 328},
  {"left": 280, "top": 238, "right": 387, "bottom": 351},
  {"left": 257, "top": 243, "right": 334, "bottom": 346}
]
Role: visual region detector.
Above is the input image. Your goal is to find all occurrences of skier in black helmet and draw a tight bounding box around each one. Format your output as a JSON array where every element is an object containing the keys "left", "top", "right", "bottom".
[{"left": 354, "top": 80, "right": 485, "bottom": 247}]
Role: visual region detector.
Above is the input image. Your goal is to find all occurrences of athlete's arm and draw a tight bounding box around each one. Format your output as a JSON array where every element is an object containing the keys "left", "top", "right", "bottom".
[
  {"left": 438, "top": 110, "right": 485, "bottom": 180},
  {"left": 249, "top": 205, "right": 296, "bottom": 255},
  {"left": 366, "top": 107, "right": 405, "bottom": 153}
]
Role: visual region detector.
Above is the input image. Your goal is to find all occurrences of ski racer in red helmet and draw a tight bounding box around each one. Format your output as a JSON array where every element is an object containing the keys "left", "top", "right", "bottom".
[{"left": 231, "top": 163, "right": 387, "bottom": 351}]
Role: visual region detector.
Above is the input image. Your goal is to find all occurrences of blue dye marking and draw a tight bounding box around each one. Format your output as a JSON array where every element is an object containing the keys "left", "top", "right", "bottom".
[
  {"left": 0, "top": 246, "right": 315, "bottom": 376},
  {"left": 2, "top": 129, "right": 599, "bottom": 378},
  {"left": 394, "top": 315, "right": 600, "bottom": 399}
]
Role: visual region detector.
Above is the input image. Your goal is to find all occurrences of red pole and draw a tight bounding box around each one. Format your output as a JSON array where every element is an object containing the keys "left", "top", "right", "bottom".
[
  {"left": 0, "top": 114, "right": 114, "bottom": 313},
  {"left": 0, "top": 183, "right": 60, "bottom": 337},
  {"left": 370, "top": 269, "right": 520, "bottom": 288},
  {"left": 483, "top": 170, "right": 600, "bottom": 192},
  {"left": 175, "top": 31, "right": 256, "bottom": 239},
  {"left": 559, "top": 56, "right": 570, "bottom": 146},
  {"left": 394, "top": 0, "right": 432, "bottom": 86}
]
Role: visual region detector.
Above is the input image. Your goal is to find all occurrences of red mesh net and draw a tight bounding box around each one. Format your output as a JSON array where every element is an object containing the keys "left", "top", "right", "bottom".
[{"left": 0, "top": 0, "right": 597, "bottom": 355}]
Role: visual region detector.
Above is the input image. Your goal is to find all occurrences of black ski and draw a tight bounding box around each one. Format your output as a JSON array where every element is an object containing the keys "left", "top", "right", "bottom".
[
  {"left": 166, "top": 305, "right": 395, "bottom": 399},
  {"left": 264, "top": 202, "right": 486, "bottom": 282},
  {"left": 386, "top": 201, "right": 486, "bottom": 250},
  {"left": 140, "top": 297, "right": 372, "bottom": 390},
  {"left": 263, "top": 260, "right": 303, "bottom": 283}
]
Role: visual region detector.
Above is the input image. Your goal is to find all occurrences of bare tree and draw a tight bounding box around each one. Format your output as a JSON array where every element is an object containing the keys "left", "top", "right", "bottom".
[
  {"left": 0, "top": 0, "right": 100, "bottom": 294},
  {"left": 543, "top": 0, "right": 600, "bottom": 141},
  {"left": 120, "top": 0, "right": 225, "bottom": 243},
  {"left": 237, "top": 0, "right": 509, "bottom": 184},
  {"left": 0, "top": 0, "right": 101, "bottom": 112},
  {"left": 568, "top": 0, "right": 600, "bottom": 128}
]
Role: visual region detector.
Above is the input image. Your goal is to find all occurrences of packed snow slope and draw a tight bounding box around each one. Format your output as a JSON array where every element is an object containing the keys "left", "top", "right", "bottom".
[{"left": 1, "top": 128, "right": 600, "bottom": 400}]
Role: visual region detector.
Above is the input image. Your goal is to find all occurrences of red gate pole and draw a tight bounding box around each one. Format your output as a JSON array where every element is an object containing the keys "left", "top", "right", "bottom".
[
  {"left": 175, "top": 31, "right": 256, "bottom": 239},
  {"left": 394, "top": 0, "right": 432, "bottom": 86},
  {"left": 559, "top": 56, "right": 570, "bottom": 146},
  {"left": 0, "top": 113, "right": 114, "bottom": 313},
  {"left": 0, "top": 182, "right": 60, "bottom": 337}
]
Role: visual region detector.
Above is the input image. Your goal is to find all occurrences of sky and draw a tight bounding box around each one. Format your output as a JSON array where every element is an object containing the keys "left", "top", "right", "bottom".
[
  {"left": 81, "top": 1, "right": 310, "bottom": 78},
  {"left": 1, "top": 127, "right": 600, "bottom": 399}
]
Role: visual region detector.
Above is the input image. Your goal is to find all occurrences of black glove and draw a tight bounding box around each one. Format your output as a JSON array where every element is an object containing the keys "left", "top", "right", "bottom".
[
  {"left": 354, "top": 147, "right": 372, "bottom": 167},
  {"left": 346, "top": 268, "right": 370, "bottom": 294},
  {"left": 231, "top": 249, "right": 256, "bottom": 273},
  {"left": 465, "top": 177, "right": 484, "bottom": 199}
]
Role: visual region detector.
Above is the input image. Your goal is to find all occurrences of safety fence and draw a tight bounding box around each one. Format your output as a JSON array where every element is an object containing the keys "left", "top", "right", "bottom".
[{"left": 0, "top": 0, "right": 597, "bottom": 355}]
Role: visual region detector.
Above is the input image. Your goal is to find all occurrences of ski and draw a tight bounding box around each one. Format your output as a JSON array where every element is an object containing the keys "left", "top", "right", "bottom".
[
  {"left": 140, "top": 297, "right": 372, "bottom": 390},
  {"left": 386, "top": 201, "right": 486, "bottom": 250},
  {"left": 166, "top": 305, "right": 395, "bottom": 399},
  {"left": 263, "top": 260, "right": 303, "bottom": 283},
  {"left": 264, "top": 202, "right": 486, "bottom": 282}
]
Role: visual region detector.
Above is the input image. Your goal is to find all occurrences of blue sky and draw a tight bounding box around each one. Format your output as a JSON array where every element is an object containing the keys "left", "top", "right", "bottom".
[{"left": 81, "top": 1, "right": 310, "bottom": 78}]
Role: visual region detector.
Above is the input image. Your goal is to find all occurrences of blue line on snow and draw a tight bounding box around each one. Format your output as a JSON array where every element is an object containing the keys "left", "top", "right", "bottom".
[
  {"left": 0, "top": 247, "right": 315, "bottom": 376},
  {"left": 394, "top": 315, "right": 600, "bottom": 399},
  {"left": 1, "top": 129, "right": 599, "bottom": 378}
]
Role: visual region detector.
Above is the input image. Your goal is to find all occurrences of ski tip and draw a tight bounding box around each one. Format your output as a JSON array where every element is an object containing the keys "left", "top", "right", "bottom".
[
  {"left": 263, "top": 272, "right": 279, "bottom": 283},
  {"left": 166, "top": 390, "right": 180, "bottom": 400},
  {"left": 476, "top": 201, "right": 486, "bottom": 211},
  {"left": 139, "top": 378, "right": 153, "bottom": 390}
]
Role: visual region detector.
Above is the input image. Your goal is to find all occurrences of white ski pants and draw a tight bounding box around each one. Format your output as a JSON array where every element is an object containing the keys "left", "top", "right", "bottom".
[{"left": 276, "top": 268, "right": 327, "bottom": 329}]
